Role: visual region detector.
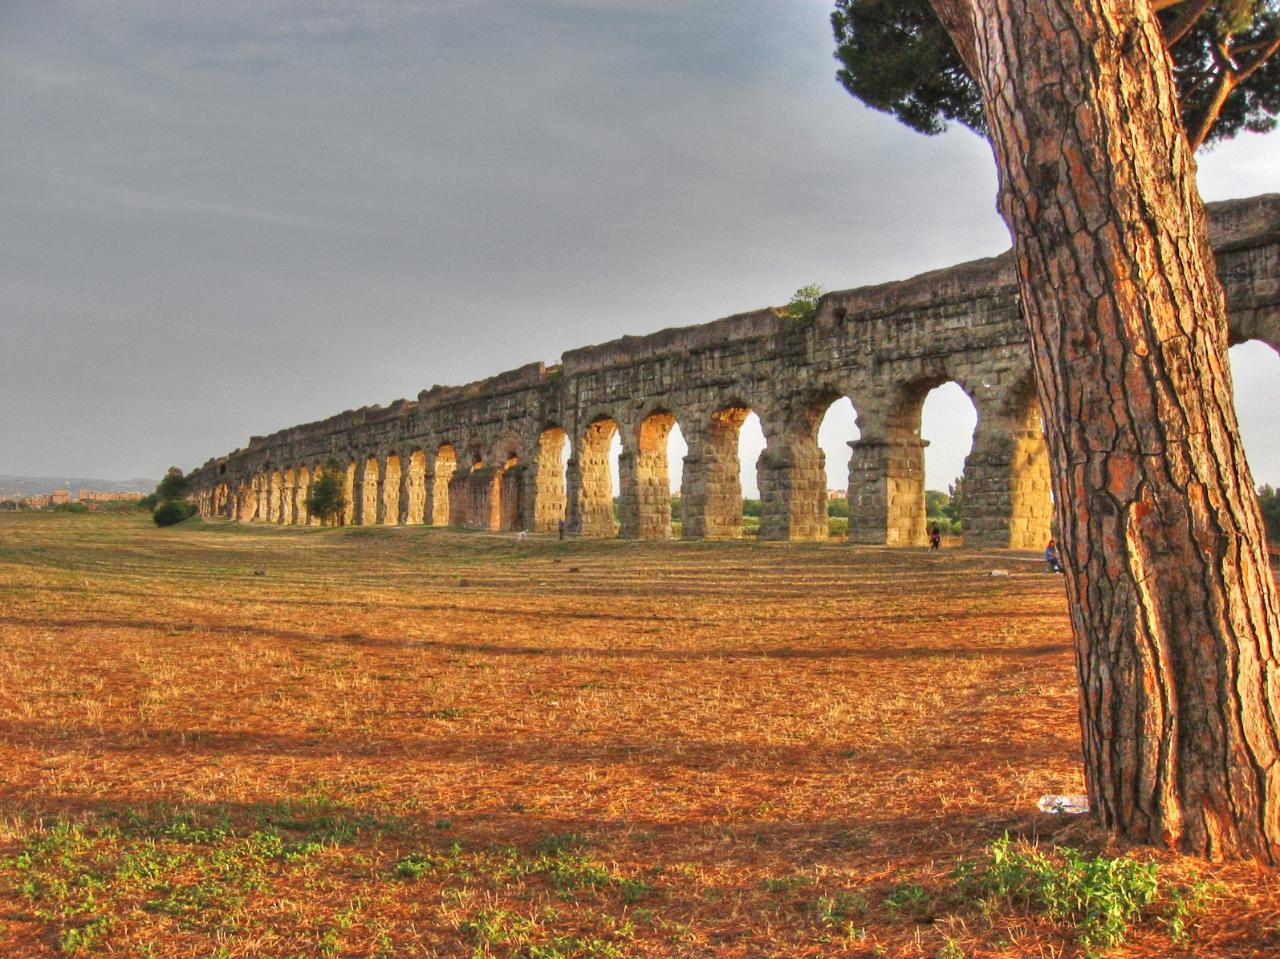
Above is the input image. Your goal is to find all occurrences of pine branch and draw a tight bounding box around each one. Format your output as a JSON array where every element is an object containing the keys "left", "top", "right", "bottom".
[{"left": 1161, "top": 0, "right": 1215, "bottom": 47}]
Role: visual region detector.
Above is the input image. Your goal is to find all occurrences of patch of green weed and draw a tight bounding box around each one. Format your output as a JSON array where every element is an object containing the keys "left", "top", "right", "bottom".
[{"left": 955, "top": 835, "right": 1162, "bottom": 953}]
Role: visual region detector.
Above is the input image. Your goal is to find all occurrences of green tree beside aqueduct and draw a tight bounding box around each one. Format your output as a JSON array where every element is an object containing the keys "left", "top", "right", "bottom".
[
  {"left": 832, "top": 0, "right": 1280, "bottom": 861},
  {"left": 149, "top": 468, "right": 196, "bottom": 527},
  {"left": 305, "top": 462, "right": 348, "bottom": 527}
]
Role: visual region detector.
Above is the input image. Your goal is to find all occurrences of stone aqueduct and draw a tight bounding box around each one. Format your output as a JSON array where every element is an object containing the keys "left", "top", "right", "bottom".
[{"left": 188, "top": 196, "right": 1280, "bottom": 548}]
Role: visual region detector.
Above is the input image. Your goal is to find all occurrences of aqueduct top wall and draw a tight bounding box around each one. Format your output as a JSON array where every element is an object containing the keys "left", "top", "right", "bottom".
[{"left": 188, "top": 194, "right": 1280, "bottom": 547}]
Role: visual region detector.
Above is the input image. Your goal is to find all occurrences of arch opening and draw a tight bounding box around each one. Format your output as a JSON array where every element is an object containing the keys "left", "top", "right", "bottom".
[
  {"left": 921, "top": 382, "right": 978, "bottom": 544},
  {"left": 1230, "top": 340, "right": 1280, "bottom": 491},
  {"left": 817, "top": 397, "right": 860, "bottom": 540}
]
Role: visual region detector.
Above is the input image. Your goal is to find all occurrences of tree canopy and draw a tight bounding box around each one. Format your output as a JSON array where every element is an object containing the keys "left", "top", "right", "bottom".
[{"left": 832, "top": 0, "right": 1280, "bottom": 149}]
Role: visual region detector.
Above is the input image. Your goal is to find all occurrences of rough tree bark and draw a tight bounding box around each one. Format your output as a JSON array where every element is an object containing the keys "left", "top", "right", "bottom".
[{"left": 928, "top": 0, "right": 1280, "bottom": 861}]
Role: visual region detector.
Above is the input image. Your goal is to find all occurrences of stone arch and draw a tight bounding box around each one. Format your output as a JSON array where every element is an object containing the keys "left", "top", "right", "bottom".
[
  {"left": 495, "top": 451, "right": 522, "bottom": 532},
  {"left": 453, "top": 449, "right": 487, "bottom": 530},
  {"left": 621, "top": 408, "right": 679, "bottom": 539},
  {"left": 268, "top": 470, "right": 283, "bottom": 523},
  {"left": 756, "top": 387, "right": 846, "bottom": 541},
  {"left": 281, "top": 468, "right": 296, "bottom": 525},
  {"left": 382, "top": 452, "right": 402, "bottom": 525},
  {"left": 342, "top": 459, "right": 357, "bottom": 526},
  {"left": 406, "top": 449, "right": 427, "bottom": 525},
  {"left": 964, "top": 372, "right": 1051, "bottom": 548},
  {"left": 682, "top": 395, "right": 774, "bottom": 540},
  {"left": 235, "top": 479, "right": 251, "bottom": 521},
  {"left": 532, "top": 425, "right": 569, "bottom": 533},
  {"left": 213, "top": 482, "right": 229, "bottom": 519},
  {"left": 295, "top": 465, "right": 311, "bottom": 526},
  {"left": 358, "top": 455, "right": 380, "bottom": 526},
  {"left": 432, "top": 443, "right": 457, "bottom": 526},
  {"left": 575, "top": 415, "right": 621, "bottom": 537},
  {"left": 848, "top": 371, "right": 980, "bottom": 546}
]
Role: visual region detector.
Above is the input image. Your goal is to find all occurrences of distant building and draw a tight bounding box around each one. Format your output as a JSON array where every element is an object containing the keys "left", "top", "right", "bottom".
[
  {"left": 827, "top": 489, "right": 847, "bottom": 501},
  {"left": 50, "top": 490, "right": 70, "bottom": 505},
  {"left": 77, "top": 490, "right": 145, "bottom": 504}
]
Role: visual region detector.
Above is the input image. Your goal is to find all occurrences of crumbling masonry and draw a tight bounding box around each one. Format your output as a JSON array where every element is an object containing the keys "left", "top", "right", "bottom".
[{"left": 188, "top": 196, "right": 1280, "bottom": 547}]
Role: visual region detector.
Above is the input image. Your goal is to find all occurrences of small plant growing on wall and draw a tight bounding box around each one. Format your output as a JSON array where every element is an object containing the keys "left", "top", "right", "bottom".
[{"left": 786, "top": 284, "right": 824, "bottom": 324}]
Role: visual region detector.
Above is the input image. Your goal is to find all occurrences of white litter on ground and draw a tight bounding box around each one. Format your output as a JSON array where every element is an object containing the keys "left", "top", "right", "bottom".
[{"left": 1038, "top": 794, "right": 1089, "bottom": 815}]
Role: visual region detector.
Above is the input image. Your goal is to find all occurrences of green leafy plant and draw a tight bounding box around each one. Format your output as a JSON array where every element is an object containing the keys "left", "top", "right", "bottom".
[
  {"left": 150, "top": 467, "right": 196, "bottom": 527},
  {"left": 153, "top": 499, "right": 196, "bottom": 527},
  {"left": 956, "top": 836, "right": 1161, "bottom": 953},
  {"left": 786, "top": 284, "right": 825, "bottom": 324}
]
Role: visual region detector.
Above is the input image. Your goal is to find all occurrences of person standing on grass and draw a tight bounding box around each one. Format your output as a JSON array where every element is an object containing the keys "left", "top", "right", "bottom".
[
  {"left": 928, "top": 524, "right": 941, "bottom": 551},
  {"left": 558, "top": 518, "right": 565, "bottom": 541}
]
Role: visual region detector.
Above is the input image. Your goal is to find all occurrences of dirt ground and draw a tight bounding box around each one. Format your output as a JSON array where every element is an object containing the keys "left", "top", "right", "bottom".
[{"left": 0, "top": 511, "right": 1276, "bottom": 958}]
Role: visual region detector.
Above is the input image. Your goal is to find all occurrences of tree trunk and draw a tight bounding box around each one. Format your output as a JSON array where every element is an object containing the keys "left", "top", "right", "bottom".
[{"left": 929, "top": 0, "right": 1280, "bottom": 861}]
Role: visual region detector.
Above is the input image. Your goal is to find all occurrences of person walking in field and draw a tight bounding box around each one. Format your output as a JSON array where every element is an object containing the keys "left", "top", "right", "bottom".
[
  {"left": 558, "top": 518, "right": 565, "bottom": 541},
  {"left": 928, "top": 524, "right": 941, "bottom": 551}
]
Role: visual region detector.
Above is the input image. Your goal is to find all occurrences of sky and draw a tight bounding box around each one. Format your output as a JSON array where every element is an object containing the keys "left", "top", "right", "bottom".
[{"left": 2, "top": 0, "right": 1278, "bottom": 497}]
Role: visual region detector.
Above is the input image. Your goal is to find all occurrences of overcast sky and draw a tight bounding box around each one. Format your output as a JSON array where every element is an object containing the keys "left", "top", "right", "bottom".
[{"left": 3, "top": 0, "right": 1278, "bottom": 496}]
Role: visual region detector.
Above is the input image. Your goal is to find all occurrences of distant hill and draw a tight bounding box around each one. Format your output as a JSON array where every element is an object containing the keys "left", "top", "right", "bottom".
[{"left": 0, "top": 474, "right": 157, "bottom": 499}]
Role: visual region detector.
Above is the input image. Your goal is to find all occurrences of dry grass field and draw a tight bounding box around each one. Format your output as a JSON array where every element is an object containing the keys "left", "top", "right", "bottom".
[{"left": 0, "top": 511, "right": 1277, "bottom": 958}]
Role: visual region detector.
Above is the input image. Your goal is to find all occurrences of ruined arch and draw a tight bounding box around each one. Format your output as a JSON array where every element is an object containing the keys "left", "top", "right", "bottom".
[
  {"left": 382, "top": 452, "right": 402, "bottom": 525},
  {"left": 454, "top": 449, "right": 488, "bottom": 530},
  {"left": 432, "top": 443, "right": 457, "bottom": 526},
  {"left": 681, "top": 398, "right": 763, "bottom": 540},
  {"left": 627, "top": 408, "right": 680, "bottom": 539},
  {"left": 846, "top": 371, "right": 976, "bottom": 546},
  {"left": 532, "top": 426, "right": 569, "bottom": 533},
  {"left": 961, "top": 373, "right": 1051, "bottom": 548},
  {"left": 295, "top": 465, "right": 311, "bottom": 526},
  {"left": 756, "top": 388, "right": 846, "bottom": 541},
  {"left": 342, "top": 459, "right": 357, "bottom": 526},
  {"left": 576, "top": 415, "right": 621, "bottom": 537},
  {"left": 495, "top": 450, "right": 522, "bottom": 532},
  {"left": 406, "top": 449, "right": 427, "bottom": 525},
  {"left": 359, "top": 455, "right": 379, "bottom": 526},
  {"left": 267, "top": 470, "right": 283, "bottom": 524},
  {"left": 235, "top": 479, "right": 252, "bottom": 521},
  {"left": 281, "top": 468, "right": 296, "bottom": 525}
]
